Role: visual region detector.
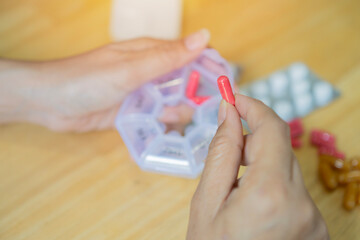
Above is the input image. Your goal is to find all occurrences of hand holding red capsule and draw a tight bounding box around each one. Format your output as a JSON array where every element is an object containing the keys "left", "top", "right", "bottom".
[{"left": 187, "top": 91, "right": 329, "bottom": 240}]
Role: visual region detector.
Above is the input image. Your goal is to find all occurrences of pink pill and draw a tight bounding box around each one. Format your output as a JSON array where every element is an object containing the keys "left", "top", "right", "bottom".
[
  {"left": 288, "top": 118, "right": 304, "bottom": 138},
  {"left": 217, "top": 75, "right": 235, "bottom": 105},
  {"left": 186, "top": 70, "right": 200, "bottom": 98},
  {"left": 310, "top": 129, "right": 336, "bottom": 148},
  {"left": 191, "top": 96, "right": 210, "bottom": 105}
]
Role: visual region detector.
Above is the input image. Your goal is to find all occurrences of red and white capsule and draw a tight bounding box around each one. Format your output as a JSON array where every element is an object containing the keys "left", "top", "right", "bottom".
[{"left": 217, "top": 75, "right": 235, "bottom": 105}]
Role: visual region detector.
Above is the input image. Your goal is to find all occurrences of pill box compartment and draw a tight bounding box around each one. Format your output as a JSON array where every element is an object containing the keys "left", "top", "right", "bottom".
[
  {"left": 193, "top": 95, "right": 221, "bottom": 126},
  {"left": 142, "top": 135, "right": 196, "bottom": 177},
  {"left": 152, "top": 68, "right": 186, "bottom": 106},
  {"left": 119, "top": 85, "right": 163, "bottom": 117}
]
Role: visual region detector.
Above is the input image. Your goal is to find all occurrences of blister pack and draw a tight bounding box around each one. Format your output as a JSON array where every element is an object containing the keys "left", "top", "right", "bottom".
[{"left": 239, "top": 63, "right": 340, "bottom": 122}]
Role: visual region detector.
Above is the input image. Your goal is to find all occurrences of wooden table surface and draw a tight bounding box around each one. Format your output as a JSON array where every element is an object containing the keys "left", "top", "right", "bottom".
[{"left": 1, "top": 0, "right": 360, "bottom": 239}]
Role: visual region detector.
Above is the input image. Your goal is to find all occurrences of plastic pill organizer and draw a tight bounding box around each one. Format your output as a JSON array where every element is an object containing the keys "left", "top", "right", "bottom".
[
  {"left": 239, "top": 63, "right": 340, "bottom": 124},
  {"left": 115, "top": 49, "right": 234, "bottom": 178},
  {"left": 116, "top": 53, "right": 339, "bottom": 178}
]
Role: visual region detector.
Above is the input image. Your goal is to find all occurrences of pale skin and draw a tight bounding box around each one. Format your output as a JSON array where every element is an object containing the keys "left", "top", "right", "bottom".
[
  {"left": 186, "top": 95, "right": 329, "bottom": 239},
  {"left": 0, "top": 29, "right": 329, "bottom": 239},
  {"left": 0, "top": 29, "right": 209, "bottom": 131}
]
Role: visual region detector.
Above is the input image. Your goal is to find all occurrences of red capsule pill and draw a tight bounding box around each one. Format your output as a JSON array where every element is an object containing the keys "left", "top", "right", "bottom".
[
  {"left": 217, "top": 75, "right": 235, "bottom": 105},
  {"left": 186, "top": 70, "right": 200, "bottom": 98},
  {"left": 310, "top": 129, "right": 336, "bottom": 148},
  {"left": 288, "top": 118, "right": 304, "bottom": 138}
]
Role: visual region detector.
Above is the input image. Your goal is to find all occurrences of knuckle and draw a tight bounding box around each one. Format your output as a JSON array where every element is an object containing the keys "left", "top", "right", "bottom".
[
  {"left": 268, "top": 177, "right": 289, "bottom": 198},
  {"left": 253, "top": 183, "right": 289, "bottom": 216}
]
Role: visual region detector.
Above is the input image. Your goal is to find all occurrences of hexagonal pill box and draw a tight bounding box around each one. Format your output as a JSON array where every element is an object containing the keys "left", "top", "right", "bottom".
[{"left": 115, "top": 48, "right": 234, "bottom": 178}]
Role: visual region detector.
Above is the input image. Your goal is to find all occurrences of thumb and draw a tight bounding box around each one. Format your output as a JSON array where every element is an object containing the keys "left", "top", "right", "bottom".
[
  {"left": 195, "top": 100, "right": 244, "bottom": 213},
  {"left": 134, "top": 29, "right": 210, "bottom": 83}
]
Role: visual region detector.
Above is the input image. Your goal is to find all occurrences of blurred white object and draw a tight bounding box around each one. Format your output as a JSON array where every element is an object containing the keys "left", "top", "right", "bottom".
[
  {"left": 274, "top": 100, "right": 293, "bottom": 121},
  {"left": 269, "top": 72, "right": 288, "bottom": 98},
  {"left": 110, "top": 0, "right": 182, "bottom": 41},
  {"left": 251, "top": 80, "right": 268, "bottom": 98},
  {"left": 314, "top": 82, "right": 334, "bottom": 107},
  {"left": 289, "top": 62, "right": 308, "bottom": 82},
  {"left": 294, "top": 93, "right": 313, "bottom": 117}
]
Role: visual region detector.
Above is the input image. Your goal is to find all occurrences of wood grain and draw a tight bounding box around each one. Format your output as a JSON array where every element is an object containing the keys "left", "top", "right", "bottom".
[{"left": 1, "top": 0, "right": 360, "bottom": 239}]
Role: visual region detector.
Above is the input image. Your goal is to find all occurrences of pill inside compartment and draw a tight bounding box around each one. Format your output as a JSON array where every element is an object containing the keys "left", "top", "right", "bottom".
[
  {"left": 183, "top": 68, "right": 219, "bottom": 107},
  {"left": 116, "top": 116, "right": 163, "bottom": 161}
]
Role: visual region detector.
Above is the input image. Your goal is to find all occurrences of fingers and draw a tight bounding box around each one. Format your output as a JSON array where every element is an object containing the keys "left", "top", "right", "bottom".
[
  {"left": 234, "top": 94, "right": 294, "bottom": 180},
  {"left": 195, "top": 100, "right": 243, "bottom": 214},
  {"left": 110, "top": 37, "right": 167, "bottom": 52},
  {"left": 234, "top": 94, "right": 286, "bottom": 134},
  {"left": 133, "top": 29, "right": 210, "bottom": 84}
]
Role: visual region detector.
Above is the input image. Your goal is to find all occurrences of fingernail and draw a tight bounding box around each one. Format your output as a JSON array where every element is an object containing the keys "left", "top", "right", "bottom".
[
  {"left": 218, "top": 100, "right": 228, "bottom": 126},
  {"left": 184, "top": 29, "right": 210, "bottom": 51}
]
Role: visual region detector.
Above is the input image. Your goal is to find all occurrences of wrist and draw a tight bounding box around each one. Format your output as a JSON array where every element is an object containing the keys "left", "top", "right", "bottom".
[{"left": 0, "top": 59, "right": 44, "bottom": 124}]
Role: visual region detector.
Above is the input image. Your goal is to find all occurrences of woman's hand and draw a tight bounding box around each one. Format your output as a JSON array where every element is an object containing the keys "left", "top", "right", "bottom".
[
  {"left": 187, "top": 94, "right": 329, "bottom": 240},
  {"left": 0, "top": 29, "right": 210, "bottom": 131}
]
